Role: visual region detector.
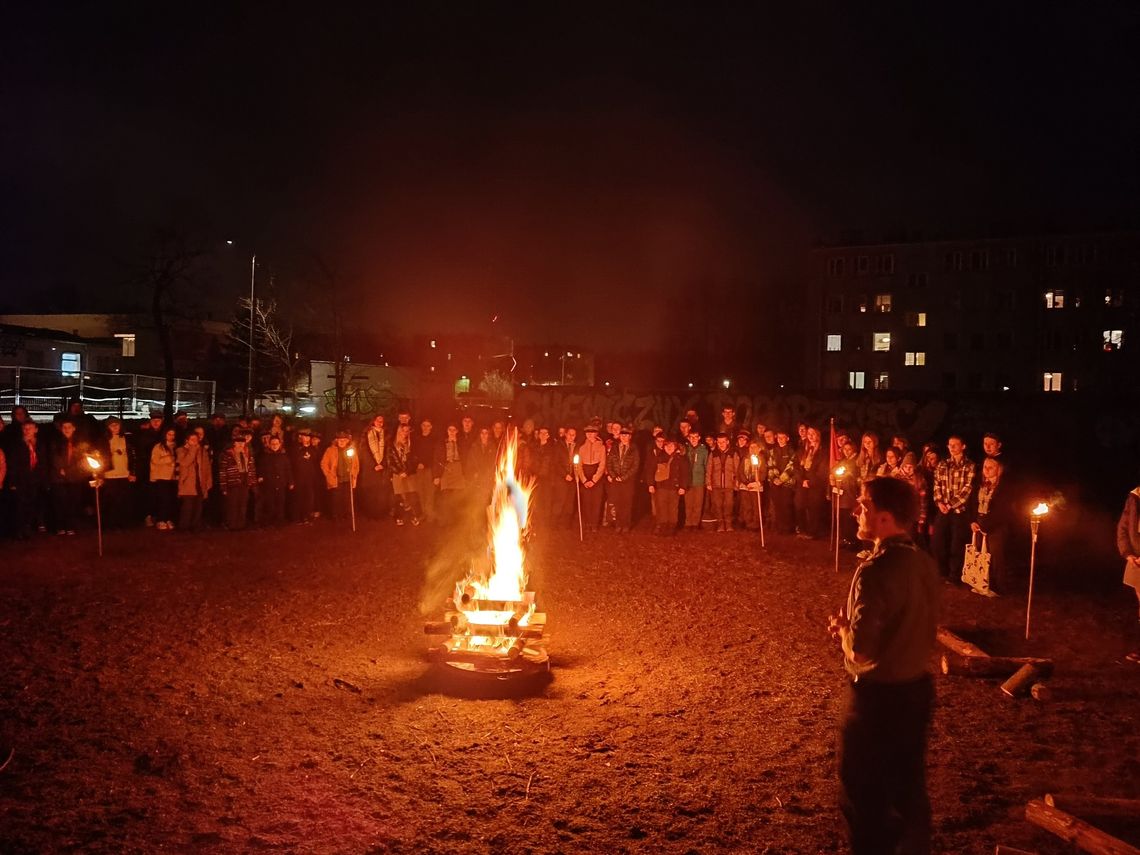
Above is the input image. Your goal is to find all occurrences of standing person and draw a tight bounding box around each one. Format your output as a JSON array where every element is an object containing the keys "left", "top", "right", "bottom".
[
  {"left": 524, "top": 426, "right": 555, "bottom": 531},
  {"left": 898, "top": 452, "right": 929, "bottom": 549},
  {"left": 655, "top": 438, "right": 689, "bottom": 536},
  {"left": 641, "top": 432, "right": 670, "bottom": 533},
  {"left": 320, "top": 430, "right": 359, "bottom": 523},
  {"left": 176, "top": 432, "right": 213, "bottom": 532},
  {"left": 683, "top": 430, "right": 708, "bottom": 531},
  {"left": 552, "top": 426, "right": 578, "bottom": 529},
  {"left": 828, "top": 476, "right": 940, "bottom": 855},
  {"left": 736, "top": 440, "right": 765, "bottom": 532},
  {"left": 856, "top": 432, "right": 883, "bottom": 483},
  {"left": 575, "top": 424, "right": 607, "bottom": 532},
  {"left": 930, "top": 436, "right": 977, "bottom": 580},
  {"left": 414, "top": 418, "right": 439, "bottom": 523},
  {"left": 434, "top": 423, "right": 467, "bottom": 527},
  {"left": 5, "top": 421, "right": 49, "bottom": 538},
  {"left": 388, "top": 423, "right": 422, "bottom": 526},
  {"left": 148, "top": 428, "right": 179, "bottom": 531},
  {"left": 768, "top": 429, "right": 798, "bottom": 534},
  {"left": 360, "top": 414, "right": 390, "bottom": 520},
  {"left": 602, "top": 420, "right": 622, "bottom": 528},
  {"left": 795, "top": 427, "right": 829, "bottom": 539},
  {"left": 465, "top": 427, "right": 497, "bottom": 507},
  {"left": 133, "top": 410, "right": 165, "bottom": 526},
  {"left": 50, "top": 420, "right": 90, "bottom": 535},
  {"left": 219, "top": 432, "right": 258, "bottom": 531},
  {"left": 290, "top": 429, "right": 320, "bottom": 524},
  {"left": 458, "top": 415, "right": 477, "bottom": 455},
  {"left": 716, "top": 406, "right": 738, "bottom": 437},
  {"left": 257, "top": 435, "right": 293, "bottom": 527},
  {"left": 606, "top": 425, "right": 640, "bottom": 533},
  {"left": 1115, "top": 481, "right": 1140, "bottom": 641},
  {"left": 705, "top": 433, "right": 738, "bottom": 532},
  {"left": 876, "top": 447, "right": 903, "bottom": 478},
  {"left": 970, "top": 457, "right": 1012, "bottom": 594},
  {"left": 101, "top": 417, "right": 137, "bottom": 529}
]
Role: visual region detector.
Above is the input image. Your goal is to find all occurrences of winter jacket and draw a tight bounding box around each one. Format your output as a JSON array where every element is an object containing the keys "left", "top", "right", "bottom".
[
  {"left": 320, "top": 445, "right": 359, "bottom": 489},
  {"left": 686, "top": 443, "right": 709, "bottom": 487},
  {"left": 705, "top": 448, "right": 738, "bottom": 490},
  {"left": 176, "top": 445, "right": 213, "bottom": 497},
  {"left": 259, "top": 449, "right": 294, "bottom": 492},
  {"left": 51, "top": 437, "right": 92, "bottom": 484},
  {"left": 149, "top": 442, "right": 178, "bottom": 482},
  {"left": 607, "top": 442, "right": 641, "bottom": 482},
  {"left": 768, "top": 443, "right": 797, "bottom": 487},
  {"left": 657, "top": 451, "right": 690, "bottom": 491},
  {"left": 219, "top": 447, "right": 258, "bottom": 491},
  {"left": 641, "top": 444, "right": 670, "bottom": 484}
]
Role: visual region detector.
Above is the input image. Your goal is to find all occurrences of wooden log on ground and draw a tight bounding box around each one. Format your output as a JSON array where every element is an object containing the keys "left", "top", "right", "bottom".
[
  {"left": 1031, "top": 682, "right": 1052, "bottom": 701},
  {"left": 941, "top": 654, "right": 1054, "bottom": 678},
  {"left": 1025, "top": 798, "right": 1140, "bottom": 855},
  {"left": 937, "top": 627, "right": 989, "bottom": 658},
  {"left": 1002, "top": 662, "right": 1051, "bottom": 697},
  {"left": 994, "top": 845, "right": 1039, "bottom": 855},
  {"left": 1045, "top": 793, "right": 1140, "bottom": 820}
]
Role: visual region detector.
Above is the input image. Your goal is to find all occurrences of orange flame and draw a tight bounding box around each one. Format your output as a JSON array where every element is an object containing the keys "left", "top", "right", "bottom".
[{"left": 454, "top": 429, "right": 536, "bottom": 652}]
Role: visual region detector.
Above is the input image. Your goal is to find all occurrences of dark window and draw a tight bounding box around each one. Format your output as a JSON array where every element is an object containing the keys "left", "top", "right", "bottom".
[
  {"left": 826, "top": 295, "right": 844, "bottom": 313},
  {"left": 942, "top": 371, "right": 957, "bottom": 390},
  {"left": 1105, "top": 288, "right": 1125, "bottom": 307},
  {"left": 828, "top": 258, "right": 845, "bottom": 277},
  {"left": 856, "top": 256, "right": 870, "bottom": 275},
  {"left": 970, "top": 332, "right": 985, "bottom": 351},
  {"left": 1005, "top": 248, "right": 1018, "bottom": 267},
  {"left": 969, "top": 250, "right": 989, "bottom": 271},
  {"left": 944, "top": 251, "right": 964, "bottom": 272},
  {"left": 995, "top": 331, "right": 1012, "bottom": 350},
  {"left": 1045, "top": 245, "right": 1063, "bottom": 266},
  {"left": 907, "top": 272, "right": 929, "bottom": 288},
  {"left": 944, "top": 332, "right": 958, "bottom": 351}
]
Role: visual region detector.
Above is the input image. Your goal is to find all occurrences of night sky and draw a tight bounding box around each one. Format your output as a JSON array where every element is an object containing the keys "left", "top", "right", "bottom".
[{"left": 3, "top": 4, "right": 1139, "bottom": 348}]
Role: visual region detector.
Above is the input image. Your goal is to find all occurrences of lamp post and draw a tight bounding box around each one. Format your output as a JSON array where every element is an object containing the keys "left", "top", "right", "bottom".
[
  {"left": 246, "top": 254, "right": 257, "bottom": 416},
  {"left": 345, "top": 446, "right": 357, "bottom": 533},
  {"left": 572, "top": 453, "right": 583, "bottom": 542},
  {"left": 750, "top": 454, "right": 766, "bottom": 548},
  {"left": 1025, "top": 501, "right": 1050, "bottom": 640},
  {"left": 86, "top": 455, "right": 104, "bottom": 557},
  {"left": 832, "top": 465, "right": 847, "bottom": 574}
]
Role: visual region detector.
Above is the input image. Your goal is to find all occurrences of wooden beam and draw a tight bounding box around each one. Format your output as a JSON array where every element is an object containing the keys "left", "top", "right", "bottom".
[
  {"left": 1001, "top": 663, "right": 1050, "bottom": 698},
  {"left": 1025, "top": 799, "right": 1140, "bottom": 855},
  {"left": 936, "top": 627, "right": 989, "bottom": 659},
  {"left": 994, "top": 845, "right": 1039, "bottom": 855},
  {"left": 941, "top": 654, "right": 1053, "bottom": 678},
  {"left": 1045, "top": 793, "right": 1140, "bottom": 820}
]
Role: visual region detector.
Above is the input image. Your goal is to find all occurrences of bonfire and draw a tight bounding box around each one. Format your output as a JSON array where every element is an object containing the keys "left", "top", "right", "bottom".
[{"left": 425, "top": 429, "right": 549, "bottom": 678}]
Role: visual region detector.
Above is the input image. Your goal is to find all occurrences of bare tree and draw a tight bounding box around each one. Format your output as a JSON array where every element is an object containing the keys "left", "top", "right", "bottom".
[
  {"left": 305, "top": 256, "right": 352, "bottom": 420},
  {"left": 229, "top": 296, "right": 300, "bottom": 391},
  {"left": 479, "top": 369, "right": 513, "bottom": 402},
  {"left": 134, "top": 230, "right": 208, "bottom": 420}
]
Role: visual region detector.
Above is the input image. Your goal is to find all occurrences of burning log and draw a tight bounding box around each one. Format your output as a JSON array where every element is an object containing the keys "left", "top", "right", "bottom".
[
  {"left": 1045, "top": 793, "right": 1140, "bottom": 821},
  {"left": 1001, "top": 662, "right": 1051, "bottom": 698},
  {"left": 941, "top": 654, "right": 1054, "bottom": 678},
  {"left": 994, "top": 846, "right": 1039, "bottom": 855},
  {"left": 1025, "top": 798, "right": 1140, "bottom": 855},
  {"left": 936, "top": 627, "right": 989, "bottom": 659}
]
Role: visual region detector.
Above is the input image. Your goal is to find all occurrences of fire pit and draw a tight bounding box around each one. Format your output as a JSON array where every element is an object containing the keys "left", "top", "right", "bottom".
[{"left": 425, "top": 430, "right": 549, "bottom": 682}]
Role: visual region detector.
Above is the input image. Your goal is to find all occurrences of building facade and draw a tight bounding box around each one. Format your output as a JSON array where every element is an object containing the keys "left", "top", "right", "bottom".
[{"left": 807, "top": 232, "right": 1140, "bottom": 393}]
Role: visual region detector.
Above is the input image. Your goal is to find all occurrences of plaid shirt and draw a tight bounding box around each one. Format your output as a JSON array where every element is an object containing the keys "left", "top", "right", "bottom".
[{"left": 933, "top": 455, "right": 975, "bottom": 512}]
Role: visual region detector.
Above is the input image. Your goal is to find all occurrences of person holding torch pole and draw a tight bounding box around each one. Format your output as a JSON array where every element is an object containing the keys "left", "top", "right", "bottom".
[
  {"left": 572, "top": 453, "right": 583, "bottom": 542},
  {"left": 1025, "top": 501, "right": 1050, "bottom": 639},
  {"left": 86, "top": 454, "right": 104, "bottom": 557},
  {"left": 748, "top": 448, "right": 766, "bottom": 547},
  {"left": 321, "top": 430, "right": 360, "bottom": 529}
]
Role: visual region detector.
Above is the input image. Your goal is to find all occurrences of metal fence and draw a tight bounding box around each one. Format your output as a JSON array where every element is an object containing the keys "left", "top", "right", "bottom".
[{"left": 0, "top": 366, "right": 216, "bottom": 417}]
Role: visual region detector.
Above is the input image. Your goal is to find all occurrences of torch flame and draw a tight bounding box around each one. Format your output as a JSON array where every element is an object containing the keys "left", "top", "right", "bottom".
[
  {"left": 85, "top": 455, "right": 102, "bottom": 471},
  {"left": 1031, "top": 501, "right": 1049, "bottom": 517},
  {"left": 835, "top": 465, "right": 846, "bottom": 477}
]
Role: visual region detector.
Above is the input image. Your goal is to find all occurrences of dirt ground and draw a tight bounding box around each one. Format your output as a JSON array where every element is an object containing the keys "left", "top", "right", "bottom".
[{"left": 2, "top": 516, "right": 1139, "bottom": 854}]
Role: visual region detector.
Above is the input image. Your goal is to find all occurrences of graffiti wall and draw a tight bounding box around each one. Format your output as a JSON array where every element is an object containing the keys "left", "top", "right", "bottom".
[{"left": 307, "top": 361, "right": 416, "bottom": 418}]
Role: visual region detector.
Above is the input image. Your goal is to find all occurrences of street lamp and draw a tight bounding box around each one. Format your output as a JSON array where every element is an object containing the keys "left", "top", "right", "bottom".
[
  {"left": 345, "top": 446, "right": 357, "bottom": 533},
  {"left": 750, "top": 454, "right": 766, "bottom": 548},
  {"left": 1025, "top": 501, "right": 1050, "bottom": 640},
  {"left": 832, "top": 465, "right": 847, "bottom": 574},
  {"left": 86, "top": 455, "right": 104, "bottom": 557},
  {"left": 572, "top": 453, "right": 583, "bottom": 542},
  {"left": 246, "top": 254, "right": 257, "bottom": 416}
]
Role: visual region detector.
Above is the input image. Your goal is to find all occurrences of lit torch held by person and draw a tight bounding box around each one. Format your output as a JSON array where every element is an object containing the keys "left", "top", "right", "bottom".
[{"left": 86, "top": 454, "right": 104, "bottom": 557}]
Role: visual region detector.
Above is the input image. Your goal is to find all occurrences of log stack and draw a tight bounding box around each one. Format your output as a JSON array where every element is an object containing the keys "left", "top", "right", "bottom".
[
  {"left": 424, "top": 590, "right": 549, "bottom": 679},
  {"left": 1025, "top": 798, "right": 1140, "bottom": 855},
  {"left": 936, "top": 627, "right": 1054, "bottom": 699}
]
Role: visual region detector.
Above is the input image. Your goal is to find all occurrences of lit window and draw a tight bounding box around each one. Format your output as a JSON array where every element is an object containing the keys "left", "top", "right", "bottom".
[
  {"left": 905, "top": 312, "right": 927, "bottom": 327},
  {"left": 1044, "top": 290, "right": 1065, "bottom": 309},
  {"left": 826, "top": 334, "right": 842, "bottom": 352},
  {"left": 1103, "top": 330, "right": 1123, "bottom": 351},
  {"left": 904, "top": 352, "right": 926, "bottom": 366},
  {"left": 61, "top": 352, "right": 81, "bottom": 377},
  {"left": 873, "top": 371, "right": 889, "bottom": 390},
  {"left": 872, "top": 332, "right": 891, "bottom": 352},
  {"left": 847, "top": 371, "right": 865, "bottom": 390},
  {"left": 430, "top": 340, "right": 437, "bottom": 348},
  {"left": 454, "top": 377, "right": 471, "bottom": 395},
  {"left": 115, "top": 333, "right": 136, "bottom": 357},
  {"left": 1043, "top": 372, "right": 1062, "bottom": 392},
  {"left": 857, "top": 295, "right": 868, "bottom": 313},
  {"left": 1105, "top": 288, "right": 1124, "bottom": 307},
  {"left": 874, "top": 294, "right": 892, "bottom": 313}
]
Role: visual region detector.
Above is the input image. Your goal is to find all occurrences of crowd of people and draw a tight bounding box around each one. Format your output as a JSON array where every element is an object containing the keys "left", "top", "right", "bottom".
[{"left": 0, "top": 400, "right": 1018, "bottom": 586}]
